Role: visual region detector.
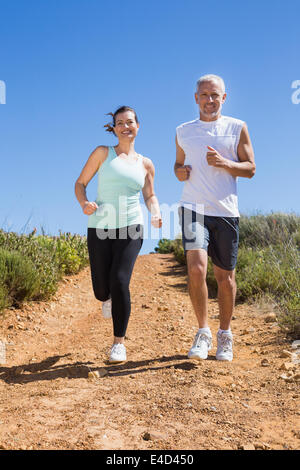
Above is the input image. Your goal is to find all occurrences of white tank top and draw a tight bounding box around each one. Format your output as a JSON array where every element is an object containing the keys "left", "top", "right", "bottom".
[{"left": 176, "top": 115, "right": 244, "bottom": 217}]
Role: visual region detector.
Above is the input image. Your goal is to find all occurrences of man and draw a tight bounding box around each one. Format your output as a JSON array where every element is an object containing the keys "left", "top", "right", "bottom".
[{"left": 175, "top": 74, "right": 255, "bottom": 361}]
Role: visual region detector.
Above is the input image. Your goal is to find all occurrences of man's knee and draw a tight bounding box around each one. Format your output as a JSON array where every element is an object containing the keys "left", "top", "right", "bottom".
[
  {"left": 214, "top": 269, "right": 236, "bottom": 289},
  {"left": 187, "top": 249, "right": 207, "bottom": 282},
  {"left": 188, "top": 262, "right": 207, "bottom": 282}
]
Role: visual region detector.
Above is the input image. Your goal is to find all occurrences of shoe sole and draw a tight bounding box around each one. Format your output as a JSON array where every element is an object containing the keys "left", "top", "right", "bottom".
[
  {"left": 188, "top": 354, "right": 208, "bottom": 361},
  {"left": 108, "top": 358, "right": 126, "bottom": 364},
  {"left": 188, "top": 344, "right": 212, "bottom": 361}
]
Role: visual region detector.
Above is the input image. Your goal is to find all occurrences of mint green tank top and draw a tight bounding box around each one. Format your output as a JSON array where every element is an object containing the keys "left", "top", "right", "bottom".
[{"left": 88, "top": 146, "right": 146, "bottom": 229}]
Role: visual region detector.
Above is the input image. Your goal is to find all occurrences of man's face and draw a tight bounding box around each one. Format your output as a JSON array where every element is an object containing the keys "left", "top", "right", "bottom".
[{"left": 195, "top": 80, "right": 226, "bottom": 121}]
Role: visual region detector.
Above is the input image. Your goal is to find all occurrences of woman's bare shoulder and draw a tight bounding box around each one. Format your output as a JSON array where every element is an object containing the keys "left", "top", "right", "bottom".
[
  {"left": 95, "top": 145, "right": 109, "bottom": 155},
  {"left": 91, "top": 145, "right": 110, "bottom": 163},
  {"left": 140, "top": 155, "right": 154, "bottom": 169}
]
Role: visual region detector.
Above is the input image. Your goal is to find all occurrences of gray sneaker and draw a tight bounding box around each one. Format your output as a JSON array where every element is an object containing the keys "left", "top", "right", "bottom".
[
  {"left": 102, "top": 299, "right": 112, "bottom": 319},
  {"left": 216, "top": 331, "right": 233, "bottom": 361},
  {"left": 188, "top": 330, "right": 212, "bottom": 360}
]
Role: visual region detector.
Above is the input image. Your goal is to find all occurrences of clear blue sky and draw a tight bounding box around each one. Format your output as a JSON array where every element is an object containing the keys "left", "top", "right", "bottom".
[{"left": 0, "top": 0, "right": 299, "bottom": 254}]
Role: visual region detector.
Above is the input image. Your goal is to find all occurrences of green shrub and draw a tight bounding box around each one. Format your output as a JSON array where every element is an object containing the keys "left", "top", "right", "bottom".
[
  {"left": 263, "top": 243, "right": 300, "bottom": 336},
  {"left": 35, "top": 234, "right": 87, "bottom": 276},
  {"left": 0, "top": 284, "right": 9, "bottom": 312},
  {"left": 0, "top": 253, "right": 9, "bottom": 311},
  {"left": 0, "top": 229, "right": 89, "bottom": 310},
  {"left": 172, "top": 238, "right": 186, "bottom": 265},
  {"left": 239, "top": 213, "right": 300, "bottom": 248},
  {"left": 0, "top": 230, "right": 60, "bottom": 300},
  {"left": 154, "top": 238, "right": 175, "bottom": 254},
  {"left": 55, "top": 231, "right": 89, "bottom": 272},
  {"left": 0, "top": 248, "right": 41, "bottom": 307}
]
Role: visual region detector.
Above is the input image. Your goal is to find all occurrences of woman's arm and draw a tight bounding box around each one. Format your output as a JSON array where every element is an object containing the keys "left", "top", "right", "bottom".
[
  {"left": 142, "top": 157, "right": 162, "bottom": 228},
  {"left": 74, "top": 146, "right": 108, "bottom": 215}
]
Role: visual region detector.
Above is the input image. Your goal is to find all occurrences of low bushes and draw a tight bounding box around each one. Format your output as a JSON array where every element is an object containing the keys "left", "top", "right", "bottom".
[
  {"left": 0, "top": 230, "right": 89, "bottom": 311},
  {"left": 0, "top": 248, "right": 41, "bottom": 307}
]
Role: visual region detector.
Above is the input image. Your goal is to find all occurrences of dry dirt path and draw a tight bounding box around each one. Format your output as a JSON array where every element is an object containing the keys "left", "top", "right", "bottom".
[{"left": 0, "top": 254, "right": 299, "bottom": 450}]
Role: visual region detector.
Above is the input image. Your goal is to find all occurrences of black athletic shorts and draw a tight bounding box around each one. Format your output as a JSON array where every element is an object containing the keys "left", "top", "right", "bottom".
[{"left": 178, "top": 206, "right": 239, "bottom": 271}]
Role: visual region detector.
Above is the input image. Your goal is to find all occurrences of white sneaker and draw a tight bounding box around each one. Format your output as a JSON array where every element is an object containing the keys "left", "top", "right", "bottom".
[
  {"left": 102, "top": 299, "right": 112, "bottom": 319},
  {"left": 188, "top": 330, "right": 212, "bottom": 360},
  {"left": 109, "top": 343, "right": 127, "bottom": 363},
  {"left": 216, "top": 331, "right": 233, "bottom": 361}
]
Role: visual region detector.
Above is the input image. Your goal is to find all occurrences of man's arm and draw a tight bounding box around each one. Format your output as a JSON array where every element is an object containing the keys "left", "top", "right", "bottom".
[
  {"left": 174, "top": 136, "right": 192, "bottom": 181},
  {"left": 206, "top": 123, "right": 256, "bottom": 178}
]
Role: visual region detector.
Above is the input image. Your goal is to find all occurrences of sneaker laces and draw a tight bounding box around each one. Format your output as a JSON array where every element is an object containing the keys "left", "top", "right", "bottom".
[
  {"left": 218, "top": 334, "right": 232, "bottom": 352},
  {"left": 193, "top": 332, "right": 211, "bottom": 348},
  {"left": 111, "top": 343, "right": 125, "bottom": 354}
]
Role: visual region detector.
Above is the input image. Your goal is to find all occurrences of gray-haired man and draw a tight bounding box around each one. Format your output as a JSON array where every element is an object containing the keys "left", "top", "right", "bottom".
[{"left": 175, "top": 74, "right": 256, "bottom": 361}]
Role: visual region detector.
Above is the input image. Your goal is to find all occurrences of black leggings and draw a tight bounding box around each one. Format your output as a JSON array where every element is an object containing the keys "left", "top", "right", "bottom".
[{"left": 87, "top": 225, "right": 143, "bottom": 337}]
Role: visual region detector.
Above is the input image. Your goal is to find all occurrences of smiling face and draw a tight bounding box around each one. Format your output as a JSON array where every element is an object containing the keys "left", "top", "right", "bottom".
[
  {"left": 195, "top": 80, "right": 226, "bottom": 121},
  {"left": 113, "top": 111, "right": 139, "bottom": 141}
]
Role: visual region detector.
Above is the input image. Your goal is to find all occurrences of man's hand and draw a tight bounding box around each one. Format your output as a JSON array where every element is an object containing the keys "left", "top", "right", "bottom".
[
  {"left": 175, "top": 165, "right": 192, "bottom": 181},
  {"left": 206, "top": 146, "right": 228, "bottom": 169},
  {"left": 82, "top": 201, "right": 98, "bottom": 215}
]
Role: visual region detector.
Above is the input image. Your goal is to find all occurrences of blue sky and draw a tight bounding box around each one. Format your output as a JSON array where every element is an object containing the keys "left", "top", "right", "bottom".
[{"left": 0, "top": 0, "right": 299, "bottom": 254}]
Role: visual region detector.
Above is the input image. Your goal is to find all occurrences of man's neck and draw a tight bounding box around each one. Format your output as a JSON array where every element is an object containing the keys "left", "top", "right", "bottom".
[{"left": 199, "top": 113, "right": 222, "bottom": 122}]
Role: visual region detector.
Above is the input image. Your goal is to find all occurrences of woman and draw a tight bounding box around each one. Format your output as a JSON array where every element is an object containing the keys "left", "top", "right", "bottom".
[{"left": 75, "top": 106, "right": 162, "bottom": 363}]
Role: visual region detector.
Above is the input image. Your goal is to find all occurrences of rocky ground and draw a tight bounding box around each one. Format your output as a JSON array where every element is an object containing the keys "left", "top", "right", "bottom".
[{"left": 0, "top": 254, "right": 299, "bottom": 450}]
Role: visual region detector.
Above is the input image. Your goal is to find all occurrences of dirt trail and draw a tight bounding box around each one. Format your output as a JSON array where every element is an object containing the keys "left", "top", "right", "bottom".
[{"left": 0, "top": 254, "right": 299, "bottom": 450}]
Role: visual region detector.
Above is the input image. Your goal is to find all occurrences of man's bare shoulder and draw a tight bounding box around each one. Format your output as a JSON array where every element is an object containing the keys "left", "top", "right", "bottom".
[
  {"left": 221, "top": 115, "right": 245, "bottom": 127},
  {"left": 176, "top": 118, "right": 199, "bottom": 131}
]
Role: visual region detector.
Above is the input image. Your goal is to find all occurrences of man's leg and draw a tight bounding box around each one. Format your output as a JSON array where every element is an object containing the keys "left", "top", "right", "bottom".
[
  {"left": 213, "top": 265, "right": 236, "bottom": 330},
  {"left": 186, "top": 249, "right": 209, "bottom": 328},
  {"left": 213, "top": 264, "right": 236, "bottom": 361},
  {"left": 179, "top": 207, "right": 212, "bottom": 360},
  {"left": 186, "top": 249, "right": 213, "bottom": 360}
]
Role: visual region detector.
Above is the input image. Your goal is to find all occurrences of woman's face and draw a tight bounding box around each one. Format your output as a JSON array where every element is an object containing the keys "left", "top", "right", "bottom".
[{"left": 114, "top": 111, "right": 139, "bottom": 140}]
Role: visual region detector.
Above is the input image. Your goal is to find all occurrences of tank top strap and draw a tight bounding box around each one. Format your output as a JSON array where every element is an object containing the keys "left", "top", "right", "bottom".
[
  {"left": 137, "top": 154, "right": 146, "bottom": 165},
  {"left": 107, "top": 146, "right": 116, "bottom": 161},
  {"left": 137, "top": 154, "right": 146, "bottom": 173}
]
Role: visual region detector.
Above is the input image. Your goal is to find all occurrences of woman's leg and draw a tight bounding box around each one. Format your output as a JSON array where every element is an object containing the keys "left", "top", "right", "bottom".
[
  {"left": 109, "top": 226, "right": 143, "bottom": 341},
  {"left": 87, "top": 228, "right": 112, "bottom": 302}
]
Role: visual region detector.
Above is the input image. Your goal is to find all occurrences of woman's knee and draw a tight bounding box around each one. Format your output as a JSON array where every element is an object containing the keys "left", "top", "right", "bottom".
[
  {"left": 92, "top": 283, "right": 110, "bottom": 302},
  {"left": 110, "top": 276, "right": 130, "bottom": 295}
]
